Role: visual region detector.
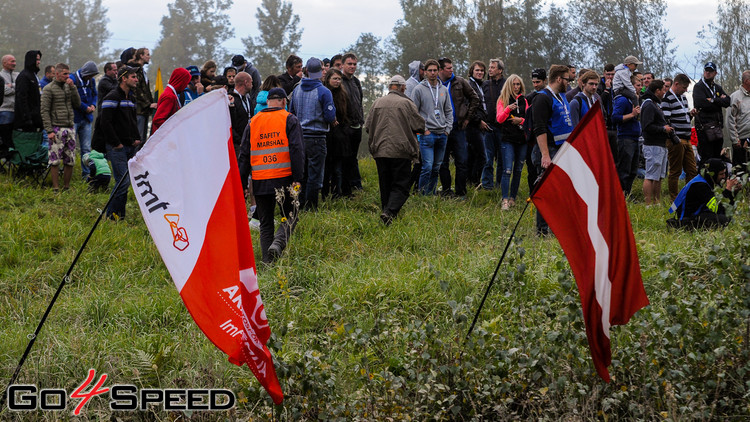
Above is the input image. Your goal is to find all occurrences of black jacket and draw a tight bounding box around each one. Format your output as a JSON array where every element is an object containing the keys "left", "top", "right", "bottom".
[
  {"left": 342, "top": 74, "right": 364, "bottom": 125},
  {"left": 482, "top": 76, "right": 506, "bottom": 127},
  {"left": 640, "top": 90, "right": 669, "bottom": 147},
  {"left": 93, "top": 86, "right": 140, "bottom": 151},
  {"left": 229, "top": 90, "right": 250, "bottom": 147},
  {"left": 467, "top": 77, "right": 487, "bottom": 125},
  {"left": 97, "top": 75, "right": 118, "bottom": 109},
  {"left": 13, "top": 50, "right": 43, "bottom": 131},
  {"left": 278, "top": 72, "right": 301, "bottom": 96},
  {"left": 692, "top": 78, "right": 730, "bottom": 128}
]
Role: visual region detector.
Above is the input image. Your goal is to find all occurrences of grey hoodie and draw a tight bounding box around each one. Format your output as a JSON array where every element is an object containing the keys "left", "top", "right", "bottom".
[
  {"left": 405, "top": 60, "right": 421, "bottom": 98},
  {"left": 410, "top": 79, "right": 452, "bottom": 135},
  {"left": 79, "top": 61, "right": 99, "bottom": 78}
]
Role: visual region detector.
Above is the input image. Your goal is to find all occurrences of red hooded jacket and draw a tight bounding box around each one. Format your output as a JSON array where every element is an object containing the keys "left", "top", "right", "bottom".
[{"left": 151, "top": 67, "right": 191, "bottom": 134}]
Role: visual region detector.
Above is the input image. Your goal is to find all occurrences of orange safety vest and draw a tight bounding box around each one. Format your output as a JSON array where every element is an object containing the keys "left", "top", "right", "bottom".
[{"left": 249, "top": 109, "right": 293, "bottom": 180}]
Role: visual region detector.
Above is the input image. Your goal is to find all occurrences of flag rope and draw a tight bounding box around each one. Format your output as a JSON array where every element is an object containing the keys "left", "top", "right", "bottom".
[
  {"left": 0, "top": 169, "right": 133, "bottom": 410},
  {"left": 465, "top": 197, "right": 532, "bottom": 342}
]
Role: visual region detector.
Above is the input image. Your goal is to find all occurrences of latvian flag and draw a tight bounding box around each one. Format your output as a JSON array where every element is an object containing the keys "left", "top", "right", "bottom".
[
  {"left": 128, "top": 90, "right": 283, "bottom": 403},
  {"left": 531, "top": 102, "right": 649, "bottom": 382}
]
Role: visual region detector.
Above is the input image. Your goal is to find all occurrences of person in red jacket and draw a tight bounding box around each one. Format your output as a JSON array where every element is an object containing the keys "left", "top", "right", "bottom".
[{"left": 151, "top": 67, "right": 191, "bottom": 134}]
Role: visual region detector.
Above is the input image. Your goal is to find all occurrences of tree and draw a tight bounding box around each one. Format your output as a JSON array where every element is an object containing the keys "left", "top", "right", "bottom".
[
  {"left": 698, "top": 0, "right": 750, "bottom": 92},
  {"left": 387, "top": 0, "right": 467, "bottom": 76},
  {"left": 244, "top": 0, "right": 303, "bottom": 80},
  {"left": 568, "top": 0, "right": 676, "bottom": 77},
  {"left": 0, "top": 0, "right": 110, "bottom": 68},
  {"left": 345, "top": 33, "right": 387, "bottom": 113},
  {"left": 541, "top": 3, "right": 584, "bottom": 70},
  {"left": 152, "top": 0, "right": 234, "bottom": 82}
]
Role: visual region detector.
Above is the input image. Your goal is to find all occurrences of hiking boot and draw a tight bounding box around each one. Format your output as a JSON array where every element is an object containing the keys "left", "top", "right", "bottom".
[{"left": 267, "top": 240, "right": 283, "bottom": 261}]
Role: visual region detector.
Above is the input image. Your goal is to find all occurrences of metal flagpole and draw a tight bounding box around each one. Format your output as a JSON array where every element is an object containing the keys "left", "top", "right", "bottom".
[{"left": 0, "top": 169, "right": 132, "bottom": 410}]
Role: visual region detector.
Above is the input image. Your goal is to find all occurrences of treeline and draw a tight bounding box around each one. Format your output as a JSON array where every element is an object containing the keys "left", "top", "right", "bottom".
[{"left": 2, "top": 0, "right": 748, "bottom": 111}]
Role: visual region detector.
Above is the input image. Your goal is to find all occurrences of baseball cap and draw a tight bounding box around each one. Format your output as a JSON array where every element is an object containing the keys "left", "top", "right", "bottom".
[
  {"left": 389, "top": 75, "right": 406, "bottom": 86},
  {"left": 231, "top": 55, "right": 246, "bottom": 67},
  {"left": 704, "top": 62, "right": 717, "bottom": 71},
  {"left": 531, "top": 68, "right": 546, "bottom": 80},
  {"left": 117, "top": 65, "right": 136, "bottom": 80},
  {"left": 306, "top": 57, "right": 323, "bottom": 79},
  {"left": 267, "top": 87, "right": 286, "bottom": 100},
  {"left": 623, "top": 55, "right": 643, "bottom": 65},
  {"left": 185, "top": 65, "right": 200, "bottom": 77}
]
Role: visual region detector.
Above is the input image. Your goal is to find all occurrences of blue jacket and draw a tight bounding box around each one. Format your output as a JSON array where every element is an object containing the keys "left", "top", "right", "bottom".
[
  {"left": 70, "top": 61, "right": 99, "bottom": 123},
  {"left": 289, "top": 78, "right": 336, "bottom": 135},
  {"left": 254, "top": 90, "right": 269, "bottom": 115},
  {"left": 611, "top": 95, "right": 641, "bottom": 139}
]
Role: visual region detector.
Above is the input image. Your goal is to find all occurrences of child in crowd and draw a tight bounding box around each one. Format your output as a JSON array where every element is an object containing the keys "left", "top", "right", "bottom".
[
  {"left": 612, "top": 55, "right": 642, "bottom": 104},
  {"left": 83, "top": 151, "right": 111, "bottom": 192}
]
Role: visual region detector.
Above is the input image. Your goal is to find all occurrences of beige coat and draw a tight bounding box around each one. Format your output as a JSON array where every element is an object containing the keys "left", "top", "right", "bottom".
[{"left": 365, "top": 90, "right": 425, "bottom": 162}]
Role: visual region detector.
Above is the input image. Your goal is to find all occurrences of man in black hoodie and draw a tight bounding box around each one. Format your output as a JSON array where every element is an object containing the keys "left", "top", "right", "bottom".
[{"left": 13, "top": 50, "right": 43, "bottom": 133}]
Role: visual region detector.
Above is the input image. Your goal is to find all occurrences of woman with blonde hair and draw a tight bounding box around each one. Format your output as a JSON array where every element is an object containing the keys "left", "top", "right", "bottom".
[{"left": 495, "top": 74, "right": 528, "bottom": 209}]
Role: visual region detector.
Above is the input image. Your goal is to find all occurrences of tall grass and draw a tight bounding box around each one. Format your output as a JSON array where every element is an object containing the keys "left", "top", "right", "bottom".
[{"left": 0, "top": 158, "right": 747, "bottom": 420}]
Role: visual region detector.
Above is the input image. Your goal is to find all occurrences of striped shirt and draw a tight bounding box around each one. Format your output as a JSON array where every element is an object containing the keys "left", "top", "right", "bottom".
[{"left": 661, "top": 89, "right": 692, "bottom": 139}]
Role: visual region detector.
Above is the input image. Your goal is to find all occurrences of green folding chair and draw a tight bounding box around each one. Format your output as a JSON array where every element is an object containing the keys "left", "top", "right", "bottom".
[{"left": 9, "top": 131, "right": 50, "bottom": 186}]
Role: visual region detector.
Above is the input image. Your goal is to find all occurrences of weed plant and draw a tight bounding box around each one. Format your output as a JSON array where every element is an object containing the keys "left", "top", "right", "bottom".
[{"left": 0, "top": 159, "right": 748, "bottom": 420}]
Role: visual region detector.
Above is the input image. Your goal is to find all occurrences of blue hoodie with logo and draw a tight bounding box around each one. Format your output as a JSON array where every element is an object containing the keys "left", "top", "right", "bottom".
[
  {"left": 289, "top": 78, "right": 336, "bottom": 135},
  {"left": 70, "top": 61, "right": 99, "bottom": 123}
]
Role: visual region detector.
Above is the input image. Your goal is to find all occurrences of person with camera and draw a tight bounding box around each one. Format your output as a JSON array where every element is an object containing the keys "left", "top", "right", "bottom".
[
  {"left": 668, "top": 158, "right": 740, "bottom": 229},
  {"left": 693, "top": 62, "right": 730, "bottom": 165},
  {"left": 640, "top": 79, "right": 673, "bottom": 206}
]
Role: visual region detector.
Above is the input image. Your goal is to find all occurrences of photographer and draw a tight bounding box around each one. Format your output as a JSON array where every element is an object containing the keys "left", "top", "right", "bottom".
[{"left": 668, "top": 158, "right": 740, "bottom": 229}]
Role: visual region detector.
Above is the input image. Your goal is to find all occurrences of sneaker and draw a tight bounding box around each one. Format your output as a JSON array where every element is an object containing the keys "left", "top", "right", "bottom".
[
  {"left": 249, "top": 218, "right": 260, "bottom": 231},
  {"left": 509, "top": 198, "right": 516, "bottom": 207},
  {"left": 501, "top": 199, "right": 510, "bottom": 210},
  {"left": 380, "top": 212, "right": 394, "bottom": 226}
]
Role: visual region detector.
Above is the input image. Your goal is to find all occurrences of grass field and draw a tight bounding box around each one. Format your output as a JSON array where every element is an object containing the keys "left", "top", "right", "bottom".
[{"left": 1, "top": 158, "right": 748, "bottom": 420}]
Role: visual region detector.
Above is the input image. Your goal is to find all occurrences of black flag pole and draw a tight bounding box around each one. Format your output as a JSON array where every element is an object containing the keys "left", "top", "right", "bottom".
[
  {"left": 465, "top": 198, "right": 532, "bottom": 342},
  {"left": 0, "top": 169, "right": 132, "bottom": 410}
]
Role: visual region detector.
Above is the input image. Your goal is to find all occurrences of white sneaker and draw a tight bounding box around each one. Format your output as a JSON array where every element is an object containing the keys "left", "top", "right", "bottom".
[
  {"left": 501, "top": 199, "right": 510, "bottom": 210},
  {"left": 249, "top": 218, "right": 260, "bottom": 231}
]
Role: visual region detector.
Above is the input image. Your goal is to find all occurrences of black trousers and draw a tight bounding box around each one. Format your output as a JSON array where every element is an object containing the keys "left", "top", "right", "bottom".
[
  {"left": 375, "top": 157, "right": 412, "bottom": 218},
  {"left": 343, "top": 127, "right": 363, "bottom": 189},
  {"left": 696, "top": 129, "right": 724, "bottom": 166},
  {"left": 255, "top": 188, "right": 298, "bottom": 263}
]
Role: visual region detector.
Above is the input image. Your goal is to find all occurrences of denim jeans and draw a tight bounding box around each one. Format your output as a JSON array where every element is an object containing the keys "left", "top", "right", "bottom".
[
  {"left": 302, "top": 135, "right": 327, "bottom": 209},
  {"left": 75, "top": 120, "right": 93, "bottom": 177},
  {"left": 481, "top": 129, "right": 503, "bottom": 189},
  {"left": 418, "top": 132, "right": 447, "bottom": 195},
  {"left": 439, "top": 128, "right": 468, "bottom": 195},
  {"left": 532, "top": 143, "right": 559, "bottom": 235},
  {"left": 105, "top": 144, "right": 135, "bottom": 219},
  {"left": 500, "top": 141, "right": 527, "bottom": 199}
]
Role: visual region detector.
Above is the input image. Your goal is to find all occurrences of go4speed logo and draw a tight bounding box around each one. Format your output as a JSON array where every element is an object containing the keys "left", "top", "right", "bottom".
[{"left": 7, "top": 369, "right": 235, "bottom": 414}]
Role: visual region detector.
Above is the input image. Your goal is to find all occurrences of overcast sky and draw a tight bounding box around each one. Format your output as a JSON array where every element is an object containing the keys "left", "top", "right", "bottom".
[{"left": 104, "top": 0, "right": 718, "bottom": 73}]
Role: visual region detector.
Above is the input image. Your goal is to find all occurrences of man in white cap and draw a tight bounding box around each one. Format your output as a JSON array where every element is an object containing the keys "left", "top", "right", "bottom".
[
  {"left": 365, "top": 75, "right": 425, "bottom": 225},
  {"left": 613, "top": 55, "right": 642, "bottom": 104}
]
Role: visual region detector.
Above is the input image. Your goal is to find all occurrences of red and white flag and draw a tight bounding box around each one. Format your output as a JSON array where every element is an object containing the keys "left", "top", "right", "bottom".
[
  {"left": 530, "top": 102, "right": 649, "bottom": 382},
  {"left": 128, "top": 90, "right": 283, "bottom": 403}
]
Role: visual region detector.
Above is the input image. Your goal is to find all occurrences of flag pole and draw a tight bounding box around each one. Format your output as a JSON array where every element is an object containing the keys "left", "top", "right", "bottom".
[
  {"left": 465, "top": 198, "right": 532, "bottom": 342},
  {"left": 0, "top": 169, "right": 132, "bottom": 409}
]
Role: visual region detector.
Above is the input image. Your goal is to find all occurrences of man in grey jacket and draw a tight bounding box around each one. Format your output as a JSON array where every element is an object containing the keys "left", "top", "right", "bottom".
[
  {"left": 405, "top": 60, "right": 423, "bottom": 98},
  {"left": 366, "top": 75, "right": 425, "bottom": 225},
  {"left": 410, "top": 59, "right": 453, "bottom": 195}
]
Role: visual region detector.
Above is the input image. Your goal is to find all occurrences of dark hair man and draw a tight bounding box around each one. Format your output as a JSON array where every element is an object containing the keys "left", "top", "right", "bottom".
[
  {"left": 663, "top": 77, "right": 673, "bottom": 91},
  {"left": 532, "top": 64, "right": 574, "bottom": 235},
  {"left": 612, "top": 74, "right": 642, "bottom": 196},
  {"left": 570, "top": 70, "right": 603, "bottom": 126},
  {"left": 341, "top": 52, "right": 365, "bottom": 191},
  {"left": 365, "top": 75, "right": 425, "bottom": 225},
  {"left": 97, "top": 66, "right": 141, "bottom": 220},
  {"left": 466, "top": 60, "right": 489, "bottom": 187},
  {"left": 98, "top": 62, "right": 118, "bottom": 108},
  {"left": 41, "top": 63, "right": 81, "bottom": 191},
  {"left": 727, "top": 70, "right": 750, "bottom": 168},
  {"left": 279, "top": 54, "right": 302, "bottom": 95},
  {"left": 565, "top": 68, "right": 590, "bottom": 102},
  {"left": 481, "top": 58, "right": 506, "bottom": 189},
  {"left": 40, "top": 65, "right": 55, "bottom": 88},
  {"left": 523, "top": 68, "right": 548, "bottom": 191},
  {"left": 693, "top": 62, "right": 731, "bottom": 164},
  {"left": 662, "top": 73, "right": 698, "bottom": 200},
  {"left": 668, "top": 158, "right": 739, "bottom": 229},
  {"left": 129, "top": 47, "right": 156, "bottom": 141},
  {"left": 437, "top": 57, "right": 479, "bottom": 197},
  {"left": 410, "top": 59, "right": 453, "bottom": 195},
  {"left": 238, "top": 87, "right": 305, "bottom": 264}
]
